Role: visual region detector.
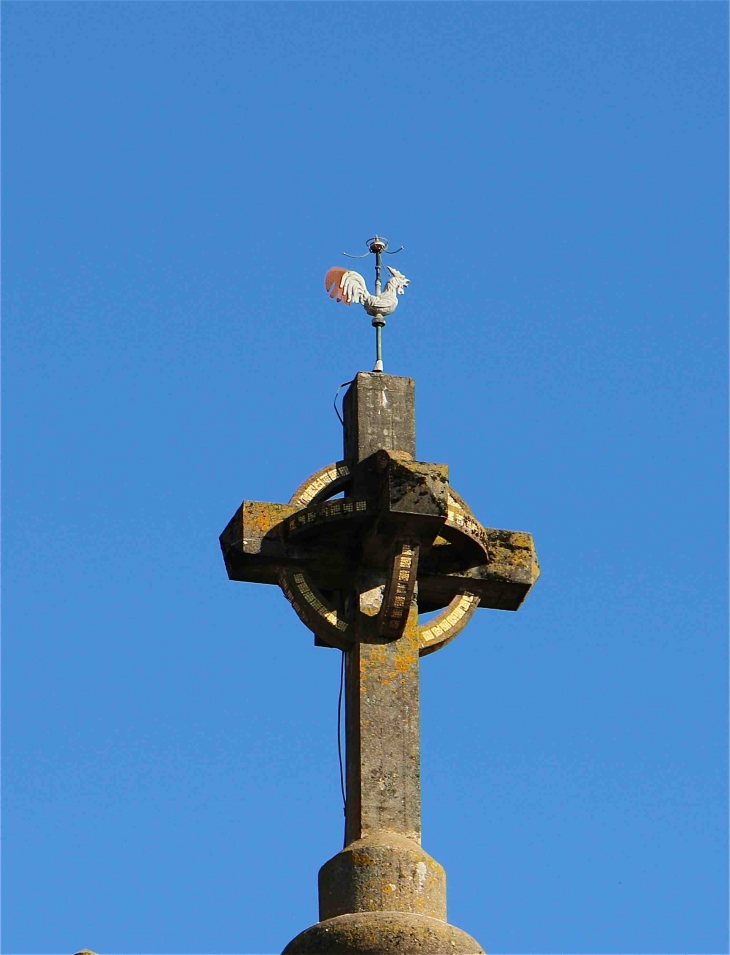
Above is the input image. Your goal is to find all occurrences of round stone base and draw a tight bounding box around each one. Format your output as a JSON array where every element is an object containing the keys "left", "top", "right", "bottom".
[
  {"left": 282, "top": 910, "right": 485, "bottom": 954},
  {"left": 318, "top": 831, "right": 446, "bottom": 921}
]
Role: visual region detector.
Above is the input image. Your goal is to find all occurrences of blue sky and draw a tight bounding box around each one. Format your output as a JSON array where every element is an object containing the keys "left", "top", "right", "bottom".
[{"left": 2, "top": 3, "right": 727, "bottom": 953}]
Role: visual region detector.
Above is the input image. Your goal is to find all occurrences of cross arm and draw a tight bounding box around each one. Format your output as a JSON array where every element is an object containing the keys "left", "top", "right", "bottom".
[
  {"left": 418, "top": 528, "right": 540, "bottom": 611},
  {"left": 220, "top": 500, "right": 299, "bottom": 585}
]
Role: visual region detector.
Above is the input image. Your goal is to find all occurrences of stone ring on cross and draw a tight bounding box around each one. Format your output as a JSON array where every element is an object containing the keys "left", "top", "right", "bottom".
[
  {"left": 221, "top": 375, "right": 539, "bottom": 659},
  {"left": 283, "top": 456, "right": 487, "bottom": 654}
]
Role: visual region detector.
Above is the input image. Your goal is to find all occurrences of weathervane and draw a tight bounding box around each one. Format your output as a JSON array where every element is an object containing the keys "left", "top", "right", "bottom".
[{"left": 325, "top": 236, "right": 409, "bottom": 373}]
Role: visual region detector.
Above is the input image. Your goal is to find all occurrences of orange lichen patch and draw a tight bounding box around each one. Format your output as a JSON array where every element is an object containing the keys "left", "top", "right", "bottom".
[
  {"left": 393, "top": 637, "right": 418, "bottom": 670},
  {"left": 508, "top": 549, "right": 530, "bottom": 567},
  {"left": 365, "top": 645, "right": 389, "bottom": 668},
  {"left": 351, "top": 849, "right": 377, "bottom": 867},
  {"left": 484, "top": 529, "right": 540, "bottom": 583},
  {"left": 242, "top": 500, "right": 296, "bottom": 539}
]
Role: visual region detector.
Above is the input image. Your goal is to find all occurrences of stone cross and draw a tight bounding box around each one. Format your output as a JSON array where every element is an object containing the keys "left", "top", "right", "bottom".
[{"left": 220, "top": 372, "right": 539, "bottom": 954}]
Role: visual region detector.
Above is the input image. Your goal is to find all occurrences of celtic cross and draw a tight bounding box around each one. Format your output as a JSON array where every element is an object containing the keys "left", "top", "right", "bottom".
[{"left": 221, "top": 371, "right": 539, "bottom": 953}]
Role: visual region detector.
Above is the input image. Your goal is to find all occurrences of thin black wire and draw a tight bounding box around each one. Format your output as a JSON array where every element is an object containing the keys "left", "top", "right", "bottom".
[
  {"left": 337, "top": 650, "right": 348, "bottom": 849},
  {"left": 333, "top": 377, "right": 352, "bottom": 839},
  {"left": 334, "top": 379, "right": 354, "bottom": 426},
  {"left": 337, "top": 650, "right": 346, "bottom": 812}
]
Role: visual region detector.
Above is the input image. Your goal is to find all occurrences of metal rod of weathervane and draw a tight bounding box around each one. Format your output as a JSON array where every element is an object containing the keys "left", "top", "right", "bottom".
[{"left": 369, "top": 237, "right": 386, "bottom": 372}]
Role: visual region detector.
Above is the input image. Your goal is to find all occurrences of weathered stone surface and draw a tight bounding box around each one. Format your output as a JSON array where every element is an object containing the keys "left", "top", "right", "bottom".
[
  {"left": 343, "top": 372, "right": 416, "bottom": 465},
  {"left": 418, "top": 527, "right": 540, "bottom": 612},
  {"left": 319, "top": 830, "right": 446, "bottom": 921},
  {"left": 345, "top": 610, "right": 421, "bottom": 845},
  {"left": 282, "top": 911, "right": 485, "bottom": 954},
  {"left": 220, "top": 501, "right": 297, "bottom": 585}
]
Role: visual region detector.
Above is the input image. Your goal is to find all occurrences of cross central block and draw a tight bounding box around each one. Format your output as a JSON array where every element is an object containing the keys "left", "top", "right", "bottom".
[{"left": 358, "top": 450, "right": 449, "bottom": 568}]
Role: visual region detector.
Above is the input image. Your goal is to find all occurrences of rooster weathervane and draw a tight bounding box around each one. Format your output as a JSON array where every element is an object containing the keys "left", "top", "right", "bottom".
[{"left": 325, "top": 236, "right": 409, "bottom": 373}]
